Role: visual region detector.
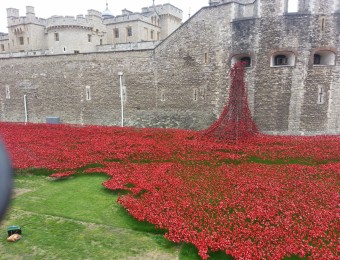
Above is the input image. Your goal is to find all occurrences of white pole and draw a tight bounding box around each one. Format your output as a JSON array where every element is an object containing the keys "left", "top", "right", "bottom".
[
  {"left": 118, "top": 72, "right": 124, "bottom": 127},
  {"left": 24, "top": 95, "right": 28, "bottom": 123}
]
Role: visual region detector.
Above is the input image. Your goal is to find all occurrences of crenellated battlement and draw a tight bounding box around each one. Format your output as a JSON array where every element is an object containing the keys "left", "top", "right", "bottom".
[
  {"left": 142, "top": 4, "right": 183, "bottom": 19},
  {"left": 46, "top": 15, "right": 93, "bottom": 30},
  {"left": 0, "top": 33, "right": 8, "bottom": 41},
  {"left": 209, "top": 0, "right": 340, "bottom": 17}
]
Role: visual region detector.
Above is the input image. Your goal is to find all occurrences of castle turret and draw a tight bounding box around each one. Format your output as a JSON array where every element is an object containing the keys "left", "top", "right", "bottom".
[
  {"left": 102, "top": 2, "right": 114, "bottom": 19},
  {"left": 7, "top": 8, "right": 19, "bottom": 25},
  {"left": 26, "top": 6, "right": 35, "bottom": 20}
]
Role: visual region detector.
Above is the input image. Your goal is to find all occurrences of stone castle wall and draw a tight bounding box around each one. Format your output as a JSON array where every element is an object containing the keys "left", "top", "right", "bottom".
[{"left": 0, "top": 0, "right": 339, "bottom": 134}]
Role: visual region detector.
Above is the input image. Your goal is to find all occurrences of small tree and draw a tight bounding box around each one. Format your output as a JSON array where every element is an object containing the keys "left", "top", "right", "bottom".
[{"left": 203, "top": 62, "right": 258, "bottom": 141}]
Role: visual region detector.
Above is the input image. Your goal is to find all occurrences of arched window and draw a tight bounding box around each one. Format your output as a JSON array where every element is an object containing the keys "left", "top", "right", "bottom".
[
  {"left": 231, "top": 54, "right": 253, "bottom": 68},
  {"left": 271, "top": 52, "right": 295, "bottom": 67},
  {"left": 313, "top": 51, "right": 336, "bottom": 66}
]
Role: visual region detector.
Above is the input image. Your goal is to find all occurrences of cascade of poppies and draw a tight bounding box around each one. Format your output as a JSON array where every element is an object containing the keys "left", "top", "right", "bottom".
[{"left": 203, "top": 61, "right": 258, "bottom": 141}]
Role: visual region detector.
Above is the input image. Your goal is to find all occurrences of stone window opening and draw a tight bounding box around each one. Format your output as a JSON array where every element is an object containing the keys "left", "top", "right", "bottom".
[
  {"left": 317, "top": 86, "right": 325, "bottom": 104},
  {"left": 86, "top": 86, "right": 91, "bottom": 101},
  {"left": 5, "top": 86, "right": 10, "bottom": 99},
  {"left": 19, "top": 36, "right": 24, "bottom": 45},
  {"left": 55, "top": 33, "right": 59, "bottom": 41},
  {"left": 88, "top": 34, "right": 92, "bottom": 42},
  {"left": 127, "top": 27, "right": 132, "bottom": 37},
  {"left": 27, "top": 37, "right": 29, "bottom": 45},
  {"left": 271, "top": 52, "right": 295, "bottom": 67},
  {"left": 74, "top": 50, "right": 80, "bottom": 54},
  {"left": 1, "top": 44, "right": 4, "bottom": 52},
  {"left": 313, "top": 51, "right": 336, "bottom": 66},
  {"left": 321, "top": 18, "right": 325, "bottom": 31},
  {"left": 231, "top": 54, "right": 252, "bottom": 68},
  {"left": 114, "top": 28, "right": 119, "bottom": 38},
  {"left": 63, "top": 47, "right": 66, "bottom": 52},
  {"left": 100, "top": 39, "right": 103, "bottom": 45},
  {"left": 151, "top": 30, "right": 154, "bottom": 39}
]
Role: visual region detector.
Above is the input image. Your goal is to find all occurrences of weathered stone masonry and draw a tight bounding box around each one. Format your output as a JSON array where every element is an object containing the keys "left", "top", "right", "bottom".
[{"left": 0, "top": 0, "right": 339, "bottom": 134}]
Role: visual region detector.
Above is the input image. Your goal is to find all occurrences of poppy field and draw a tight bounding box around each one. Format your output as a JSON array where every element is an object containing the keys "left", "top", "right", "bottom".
[{"left": 0, "top": 122, "right": 339, "bottom": 259}]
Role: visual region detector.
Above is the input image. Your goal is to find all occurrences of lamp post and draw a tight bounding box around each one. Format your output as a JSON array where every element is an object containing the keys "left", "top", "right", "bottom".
[
  {"left": 118, "top": 72, "right": 124, "bottom": 127},
  {"left": 24, "top": 95, "right": 28, "bottom": 123}
]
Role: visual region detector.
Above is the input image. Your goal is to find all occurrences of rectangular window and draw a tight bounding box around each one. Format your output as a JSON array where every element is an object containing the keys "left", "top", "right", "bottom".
[
  {"left": 74, "top": 50, "right": 80, "bottom": 54},
  {"left": 204, "top": 53, "right": 208, "bottom": 63},
  {"left": 127, "top": 27, "right": 132, "bottom": 37},
  {"left": 150, "top": 30, "right": 154, "bottom": 39},
  {"left": 86, "top": 86, "right": 91, "bottom": 101},
  {"left": 19, "top": 37, "right": 24, "bottom": 45},
  {"left": 88, "top": 34, "right": 92, "bottom": 42},
  {"left": 0, "top": 44, "right": 4, "bottom": 51},
  {"left": 27, "top": 37, "right": 29, "bottom": 45},
  {"left": 100, "top": 39, "right": 103, "bottom": 45},
  {"left": 5, "top": 86, "right": 10, "bottom": 99},
  {"left": 55, "top": 33, "right": 59, "bottom": 41},
  {"left": 114, "top": 29, "right": 119, "bottom": 38}
]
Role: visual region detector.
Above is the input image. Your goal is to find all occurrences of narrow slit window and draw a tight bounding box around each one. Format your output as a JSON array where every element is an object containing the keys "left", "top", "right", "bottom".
[
  {"left": 321, "top": 18, "right": 325, "bottom": 31},
  {"left": 5, "top": 86, "right": 10, "bottom": 99},
  {"left": 161, "top": 90, "right": 165, "bottom": 102},
  {"left": 200, "top": 87, "right": 206, "bottom": 101},
  {"left": 55, "top": 33, "right": 59, "bottom": 41},
  {"left": 317, "top": 86, "right": 325, "bottom": 104},
  {"left": 204, "top": 53, "right": 208, "bottom": 63},
  {"left": 86, "top": 86, "right": 91, "bottom": 101},
  {"left": 193, "top": 88, "right": 198, "bottom": 101}
]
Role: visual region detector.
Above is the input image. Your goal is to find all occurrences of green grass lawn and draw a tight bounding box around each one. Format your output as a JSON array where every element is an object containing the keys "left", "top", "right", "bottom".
[
  {"left": 0, "top": 172, "right": 179, "bottom": 260},
  {"left": 0, "top": 171, "right": 309, "bottom": 260}
]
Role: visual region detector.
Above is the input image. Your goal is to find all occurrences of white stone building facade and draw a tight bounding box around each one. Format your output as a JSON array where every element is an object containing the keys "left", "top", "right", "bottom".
[{"left": 0, "top": 3, "right": 182, "bottom": 55}]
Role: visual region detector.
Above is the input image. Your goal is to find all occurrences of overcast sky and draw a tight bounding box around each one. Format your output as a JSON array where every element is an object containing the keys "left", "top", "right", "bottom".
[{"left": 0, "top": 0, "right": 208, "bottom": 33}]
